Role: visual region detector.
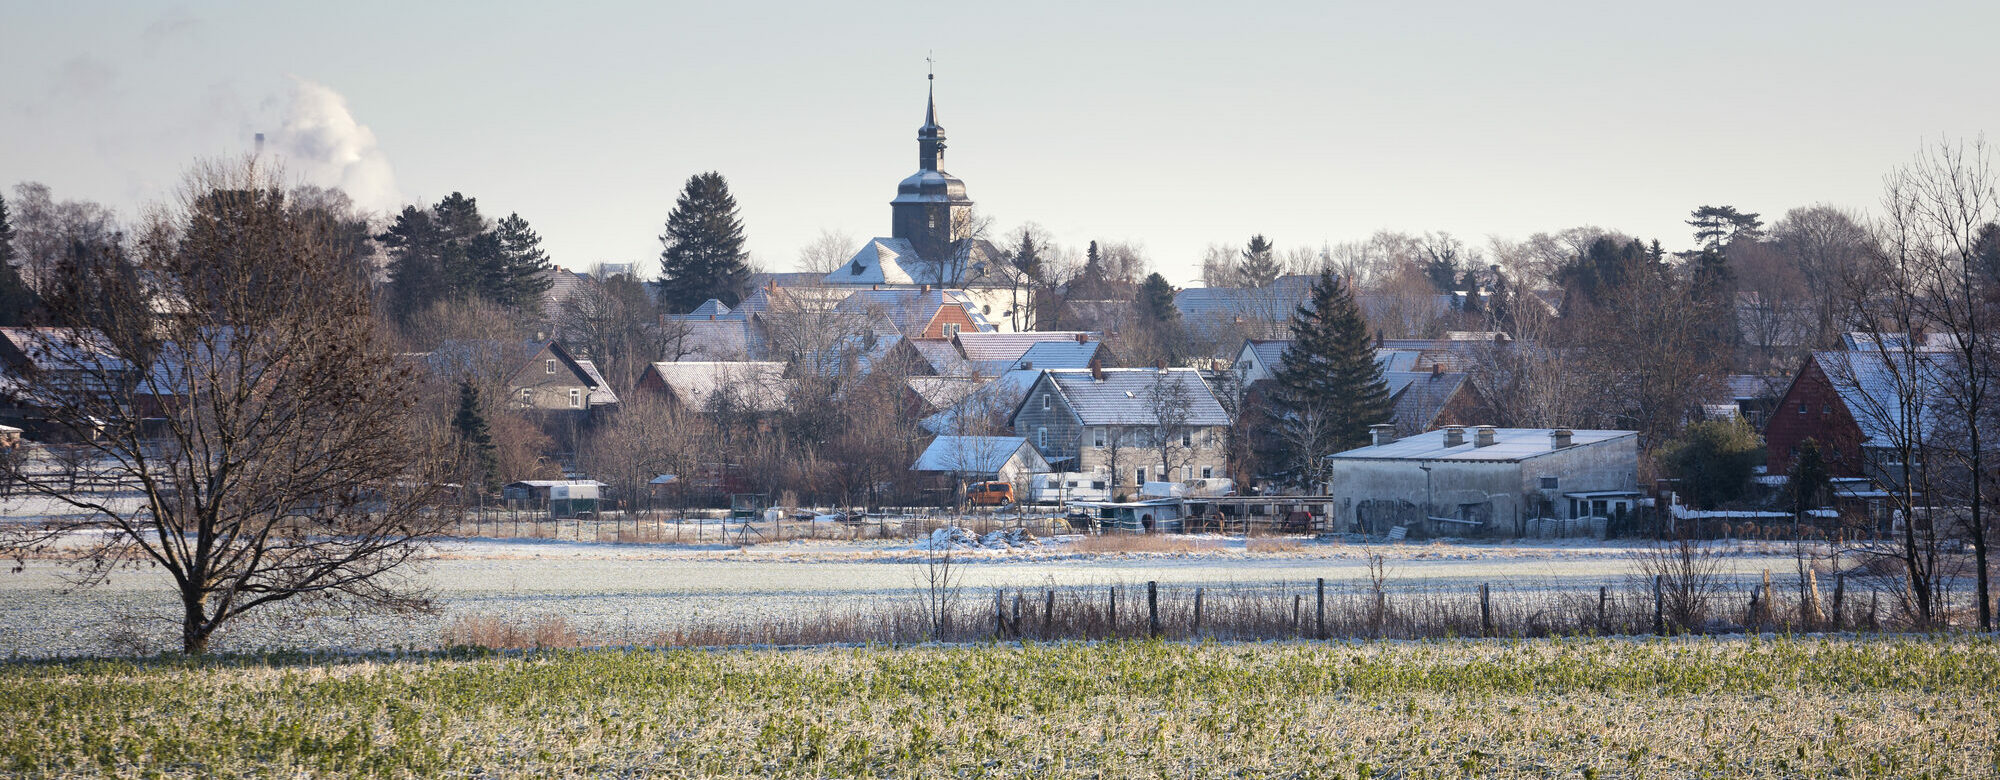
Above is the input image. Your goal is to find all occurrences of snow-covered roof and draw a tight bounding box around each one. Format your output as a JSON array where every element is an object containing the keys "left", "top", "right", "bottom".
[
  {"left": 1012, "top": 340, "right": 1102, "bottom": 371},
  {"left": 644, "top": 361, "right": 790, "bottom": 413},
  {"left": 1384, "top": 370, "right": 1473, "bottom": 432},
  {"left": 920, "top": 370, "right": 1040, "bottom": 435},
  {"left": 1814, "top": 349, "right": 1957, "bottom": 449},
  {"left": 911, "top": 435, "right": 1049, "bottom": 475},
  {"left": 1026, "top": 368, "right": 1232, "bottom": 428},
  {"left": 829, "top": 238, "right": 922, "bottom": 285},
  {"left": 1329, "top": 428, "right": 1636, "bottom": 463},
  {"left": 688, "top": 299, "right": 731, "bottom": 318},
  {"left": 954, "top": 332, "right": 1095, "bottom": 365},
  {"left": 573, "top": 359, "right": 619, "bottom": 406}
]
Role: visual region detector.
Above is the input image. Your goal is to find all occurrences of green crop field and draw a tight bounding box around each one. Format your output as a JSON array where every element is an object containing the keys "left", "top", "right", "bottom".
[{"left": 3, "top": 637, "right": 1995, "bottom": 778}]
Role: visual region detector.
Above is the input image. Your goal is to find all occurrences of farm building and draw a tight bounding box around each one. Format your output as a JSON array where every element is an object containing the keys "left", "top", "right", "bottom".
[
  {"left": 1326, "top": 425, "right": 1639, "bottom": 539},
  {"left": 502, "top": 480, "right": 607, "bottom": 518}
]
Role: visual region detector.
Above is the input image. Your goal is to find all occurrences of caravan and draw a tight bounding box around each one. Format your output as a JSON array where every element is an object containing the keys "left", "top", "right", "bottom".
[{"left": 1028, "top": 472, "right": 1112, "bottom": 504}]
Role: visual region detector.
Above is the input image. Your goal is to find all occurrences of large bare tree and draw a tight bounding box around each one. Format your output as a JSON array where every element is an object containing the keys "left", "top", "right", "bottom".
[{"left": 1, "top": 160, "right": 453, "bottom": 654}]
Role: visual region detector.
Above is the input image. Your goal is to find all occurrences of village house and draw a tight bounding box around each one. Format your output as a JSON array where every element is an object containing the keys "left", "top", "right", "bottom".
[
  {"left": 910, "top": 435, "right": 1052, "bottom": 485},
  {"left": 1762, "top": 344, "right": 1962, "bottom": 488},
  {"left": 636, "top": 361, "right": 791, "bottom": 416},
  {"left": 1326, "top": 425, "right": 1640, "bottom": 539},
  {"left": 1009, "top": 366, "right": 1232, "bottom": 495},
  {"left": 505, "top": 341, "right": 618, "bottom": 415},
  {"left": 1230, "top": 337, "right": 1490, "bottom": 437}
]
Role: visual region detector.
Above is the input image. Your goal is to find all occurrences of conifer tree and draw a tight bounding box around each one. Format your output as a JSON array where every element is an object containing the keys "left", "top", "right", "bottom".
[
  {"left": 1239, "top": 234, "right": 1282, "bottom": 288},
  {"left": 0, "top": 194, "right": 39, "bottom": 325},
  {"left": 492, "top": 212, "right": 554, "bottom": 308},
  {"left": 451, "top": 379, "right": 498, "bottom": 491},
  {"left": 658, "top": 171, "right": 750, "bottom": 313},
  {"left": 380, "top": 206, "right": 443, "bottom": 322},
  {"left": 1267, "top": 270, "right": 1391, "bottom": 486},
  {"left": 1136, "top": 272, "right": 1178, "bottom": 325},
  {"left": 1011, "top": 228, "right": 1043, "bottom": 277}
]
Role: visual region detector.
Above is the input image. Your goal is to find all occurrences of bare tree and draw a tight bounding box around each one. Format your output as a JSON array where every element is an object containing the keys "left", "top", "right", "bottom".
[
  {"left": 1773, "top": 205, "right": 1876, "bottom": 349},
  {"left": 794, "top": 229, "right": 857, "bottom": 275},
  {"left": 1142, "top": 370, "right": 1196, "bottom": 484},
  {"left": 0, "top": 159, "right": 453, "bottom": 654}
]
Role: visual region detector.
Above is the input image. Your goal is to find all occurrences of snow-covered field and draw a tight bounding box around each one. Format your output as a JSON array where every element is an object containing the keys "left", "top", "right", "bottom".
[{"left": 0, "top": 532, "right": 1818, "bottom": 657}]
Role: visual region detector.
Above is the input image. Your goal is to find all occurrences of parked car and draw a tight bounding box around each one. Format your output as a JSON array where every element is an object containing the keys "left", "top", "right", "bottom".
[{"left": 967, "top": 481, "right": 1014, "bottom": 506}]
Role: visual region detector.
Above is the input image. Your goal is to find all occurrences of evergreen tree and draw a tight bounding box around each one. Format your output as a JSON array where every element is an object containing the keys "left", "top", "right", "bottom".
[
  {"left": 1458, "top": 270, "right": 1483, "bottom": 315},
  {"left": 1687, "top": 205, "right": 1765, "bottom": 251},
  {"left": 658, "top": 171, "right": 750, "bottom": 313},
  {"left": 380, "top": 206, "right": 444, "bottom": 322},
  {"left": 1267, "top": 271, "right": 1392, "bottom": 486},
  {"left": 1068, "top": 240, "right": 1112, "bottom": 299},
  {"left": 491, "top": 213, "right": 554, "bottom": 307},
  {"left": 451, "top": 379, "right": 499, "bottom": 491},
  {"left": 1136, "top": 272, "right": 1178, "bottom": 324},
  {"left": 1239, "top": 234, "right": 1282, "bottom": 288},
  {"left": 1660, "top": 417, "right": 1763, "bottom": 509},
  {"left": 1011, "top": 228, "right": 1043, "bottom": 277},
  {"left": 1788, "top": 437, "right": 1831, "bottom": 525},
  {"left": 0, "top": 194, "right": 39, "bottom": 325}
]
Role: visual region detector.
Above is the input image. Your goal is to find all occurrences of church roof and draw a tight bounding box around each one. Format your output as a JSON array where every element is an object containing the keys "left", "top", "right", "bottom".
[
  {"left": 893, "top": 170, "right": 969, "bottom": 204},
  {"left": 829, "top": 238, "right": 922, "bottom": 285}
]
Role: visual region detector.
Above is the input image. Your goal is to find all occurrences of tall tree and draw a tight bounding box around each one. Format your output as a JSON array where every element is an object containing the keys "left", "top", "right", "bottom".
[
  {"left": 1687, "top": 205, "right": 1765, "bottom": 251},
  {"left": 0, "top": 193, "right": 39, "bottom": 325},
  {"left": 1136, "top": 272, "right": 1178, "bottom": 325},
  {"left": 1239, "top": 234, "right": 1282, "bottom": 288},
  {"left": 658, "top": 171, "right": 751, "bottom": 313},
  {"left": 1267, "top": 271, "right": 1392, "bottom": 488},
  {"left": 0, "top": 161, "right": 451, "bottom": 654},
  {"left": 452, "top": 379, "right": 499, "bottom": 493},
  {"left": 491, "top": 212, "right": 554, "bottom": 307},
  {"left": 380, "top": 205, "right": 444, "bottom": 322},
  {"left": 1011, "top": 227, "right": 1043, "bottom": 277}
]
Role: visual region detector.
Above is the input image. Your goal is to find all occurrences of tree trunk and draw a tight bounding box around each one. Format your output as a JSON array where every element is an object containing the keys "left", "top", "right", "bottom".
[{"left": 182, "top": 590, "right": 213, "bottom": 655}]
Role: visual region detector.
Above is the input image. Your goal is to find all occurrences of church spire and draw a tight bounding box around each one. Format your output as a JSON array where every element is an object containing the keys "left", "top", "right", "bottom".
[{"left": 918, "top": 56, "right": 945, "bottom": 171}]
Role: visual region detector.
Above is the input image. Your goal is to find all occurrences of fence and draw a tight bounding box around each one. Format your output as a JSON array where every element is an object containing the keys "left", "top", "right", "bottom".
[{"left": 444, "top": 506, "right": 1072, "bottom": 544}]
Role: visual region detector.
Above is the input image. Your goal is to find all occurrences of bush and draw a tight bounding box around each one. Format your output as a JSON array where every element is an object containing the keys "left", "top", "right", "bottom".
[{"left": 1661, "top": 417, "right": 1764, "bottom": 509}]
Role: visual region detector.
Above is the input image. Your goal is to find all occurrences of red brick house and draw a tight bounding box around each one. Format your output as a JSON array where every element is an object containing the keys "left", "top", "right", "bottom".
[{"left": 1763, "top": 354, "right": 1869, "bottom": 477}]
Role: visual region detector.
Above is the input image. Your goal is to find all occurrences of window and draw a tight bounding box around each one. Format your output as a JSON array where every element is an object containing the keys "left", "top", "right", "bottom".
[
  {"left": 1135, "top": 468, "right": 1148, "bottom": 484},
  {"left": 1540, "top": 476, "right": 1558, "bottom": 490},
  {"left": 943, "top": 323, "right": 960, "bottom": 338},
  {"left": 1183, "top": 466, "right": 1194, "bottom": 480},
  {"left": 568, "top": 388, "right": 582, "bottom": 408},
  {"left": 1180, "top": 430, "right": 1192, "bottom": 447},
  {"left": 1799, "top": 402, "right": 1807, "bottom": 414},
  {"left": 1036, "top": 427, "right": 1047, "bottom": 449},
  {"left": 1042, "top": 394, "right": 1051, "bottom": 410},
  {"left": 519, "top": 388, "right": 533, "bottom": 404},
  {"left": 1822, "top": 404, "right": 1831, "bottom": 414},
  {"left": 1093, "top": 428, "right": 1106, "bottom": 448},
  {"left": 1201, "top": 467, "right": 1214, "bottom": 479},
  {"left": 546, "top": 359, "right": 557, "bottom": 374}
]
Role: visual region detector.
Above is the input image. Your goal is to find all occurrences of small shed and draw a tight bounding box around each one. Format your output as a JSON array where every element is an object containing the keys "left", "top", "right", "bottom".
[
  {"left": 503, "top": 479, "right": 606, "bottom": 518},
  {"left": 911, "top": 436, "right": 1053, "bottom": 483}
]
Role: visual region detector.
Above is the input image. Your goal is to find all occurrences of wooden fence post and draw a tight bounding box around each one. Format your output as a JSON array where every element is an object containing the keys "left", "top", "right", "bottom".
[
  {"left": 1013, "top": 592, "right": 1024, "bottom": 637},
  {"left": 1315, "top": 577, "right": 1327, "bottom": 640},
  {"left": 1598, "top": 586, "right": 1610, "bottom": 635},
  {"left": 1831, "top": 573, "right": 1846, "bottom": 631},
  {"left": 994, "top": 589, "right": 1006, "bottom": 639},
  {"left": 1479, "top": 583, "right": 1492, "bottom": 638},
  {"left": 1108, "top": 587, "right": 1117, "bottom": 638},
  {"left": 1653, "top": 574, "right": 1666, "bottom": 636},
  {"left": 1192, "top": 588, "right": 1204, "bottom": 637},
  {"left": 1292, "top": 594, "right": 1302, "bottom": 635},
  {"left": 1148, "top": 581, "right": 1161, "bottom": 638},
  {"left": 1747, "top": 584, "right": 1763, "bottom": 631}
]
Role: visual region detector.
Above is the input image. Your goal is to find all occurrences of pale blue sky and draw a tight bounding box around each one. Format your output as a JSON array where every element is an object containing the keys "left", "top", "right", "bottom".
[{"left": 3, "top": 1, "right": 1995, "bottom": 284}]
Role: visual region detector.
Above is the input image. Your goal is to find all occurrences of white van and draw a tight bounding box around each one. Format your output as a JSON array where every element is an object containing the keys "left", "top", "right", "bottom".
[{"left": 1028, "top": 472, "right": 1111, "bottom": 504}]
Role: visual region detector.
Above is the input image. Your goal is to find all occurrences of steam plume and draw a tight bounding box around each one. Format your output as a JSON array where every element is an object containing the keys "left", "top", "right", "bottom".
[{"left": 268, "top": 77, "right": 400, "bottom": 213}]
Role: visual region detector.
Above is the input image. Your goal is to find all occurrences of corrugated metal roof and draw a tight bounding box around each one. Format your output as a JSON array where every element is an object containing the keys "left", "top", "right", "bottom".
[
  {"left": 1330, "top": 428, "right": 1635, "bottom": 462},
  {"left": 1038, "top": 368, "right": 1231, "bottom": 427}
]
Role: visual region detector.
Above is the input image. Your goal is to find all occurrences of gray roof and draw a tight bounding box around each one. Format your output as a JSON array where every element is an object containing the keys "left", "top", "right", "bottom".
[
  {"left": 955, "top": 331, "right": 1096, "bottom": 364},
  {"left": 1814, "top": 350, "right": 1957, "bottom": 448},
  {"left": 688, "top": 299, "right": 731, "bottom": 318},
  {"left": 1013, "top": 340, "right": 1102, "bottom": 371},
  {"left": 911, "top": 435, "right": 1049, "bottom": 474},
  {"left": 1330, "top": 428, "right": 1636, "bottom": 463},
  {"left": 672, "top": 319, "right": 754, "bottom": 361},
  {"left": 1384, "top": 370, "right": 1472, "bottom": 432},
  {"left": 573, "top": 359, "right": 619, "bottom": 406},
  {"left": 1030, "top": 368, "right": 1231, "bottom": 427},
  {"left": 645, "top": 361, "right": 790, "bottom": 413},
  {"left": 919, "top": 370, "right": 1041, "bottom": 435},
  {"left": 828, "top": 237, "right": 924, "bottom": 285}
]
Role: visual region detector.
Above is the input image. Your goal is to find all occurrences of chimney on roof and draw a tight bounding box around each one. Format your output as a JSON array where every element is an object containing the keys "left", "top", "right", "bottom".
[
  {"left": 1474, "top": 425, "right": 1497, "bottom": 447},
  {"left": 1443, "top": 426, "right": 1466, "bottom": 447},
  {"left": 1156, "top": 358, "right": 1168, "bottom": 372},
  {"left": 1370, "top": 423, "right": 1397, "bottom": 447},
  {"left": 1431, "top": 363, "right": 1443, "bottom": 378},
  {"left": 1089, "top": 357, "right": 1105, "bottom": 381},
  {"left": 921, "top": 284, "right": 930, "bottom": 294},
  {"left": 1074, "top": 332, "right": 1087, "bottom": 344},
  {"left": 1550, "top": 428, "right": 1574, "bottom": 449}
]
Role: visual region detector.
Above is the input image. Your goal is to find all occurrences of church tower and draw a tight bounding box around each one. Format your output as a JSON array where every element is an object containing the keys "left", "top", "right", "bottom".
[{"left": 891, "top": 71, "right": 973, "bottom": 274}]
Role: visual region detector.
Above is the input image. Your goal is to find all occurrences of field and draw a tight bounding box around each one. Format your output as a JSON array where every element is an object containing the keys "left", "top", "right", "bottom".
[
  {"left": 1, "top": 636, "right": 1993, "bottom": 778},
  {"left": 0, "top": 534, "right": 1822, "bottom": 657}
]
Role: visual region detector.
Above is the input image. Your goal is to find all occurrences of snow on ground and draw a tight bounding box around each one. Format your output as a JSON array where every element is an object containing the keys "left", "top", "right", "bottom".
[{"left": 0, "top": 533, "right": 1823, "bottom": 658}]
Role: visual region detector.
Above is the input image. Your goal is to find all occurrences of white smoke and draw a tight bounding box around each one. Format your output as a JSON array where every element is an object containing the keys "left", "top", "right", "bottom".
[{"left": 267, "top": 77, "right": 400, "bottom": 214}]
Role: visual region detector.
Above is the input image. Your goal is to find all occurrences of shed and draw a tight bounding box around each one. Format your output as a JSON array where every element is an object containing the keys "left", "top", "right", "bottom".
[{"left": 503, "top": 479, "right": 607, "bottom": 518}]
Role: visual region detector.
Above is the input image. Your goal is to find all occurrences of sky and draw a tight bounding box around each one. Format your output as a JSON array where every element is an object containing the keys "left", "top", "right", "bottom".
[{"left": 3, "top": 1, "right": 1997, "bottom": 285}]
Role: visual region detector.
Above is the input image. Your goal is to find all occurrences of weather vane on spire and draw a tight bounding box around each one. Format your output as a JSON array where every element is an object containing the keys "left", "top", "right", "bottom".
[{"left": 926, "top": 51, "right": 934, "bottom": 80}]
